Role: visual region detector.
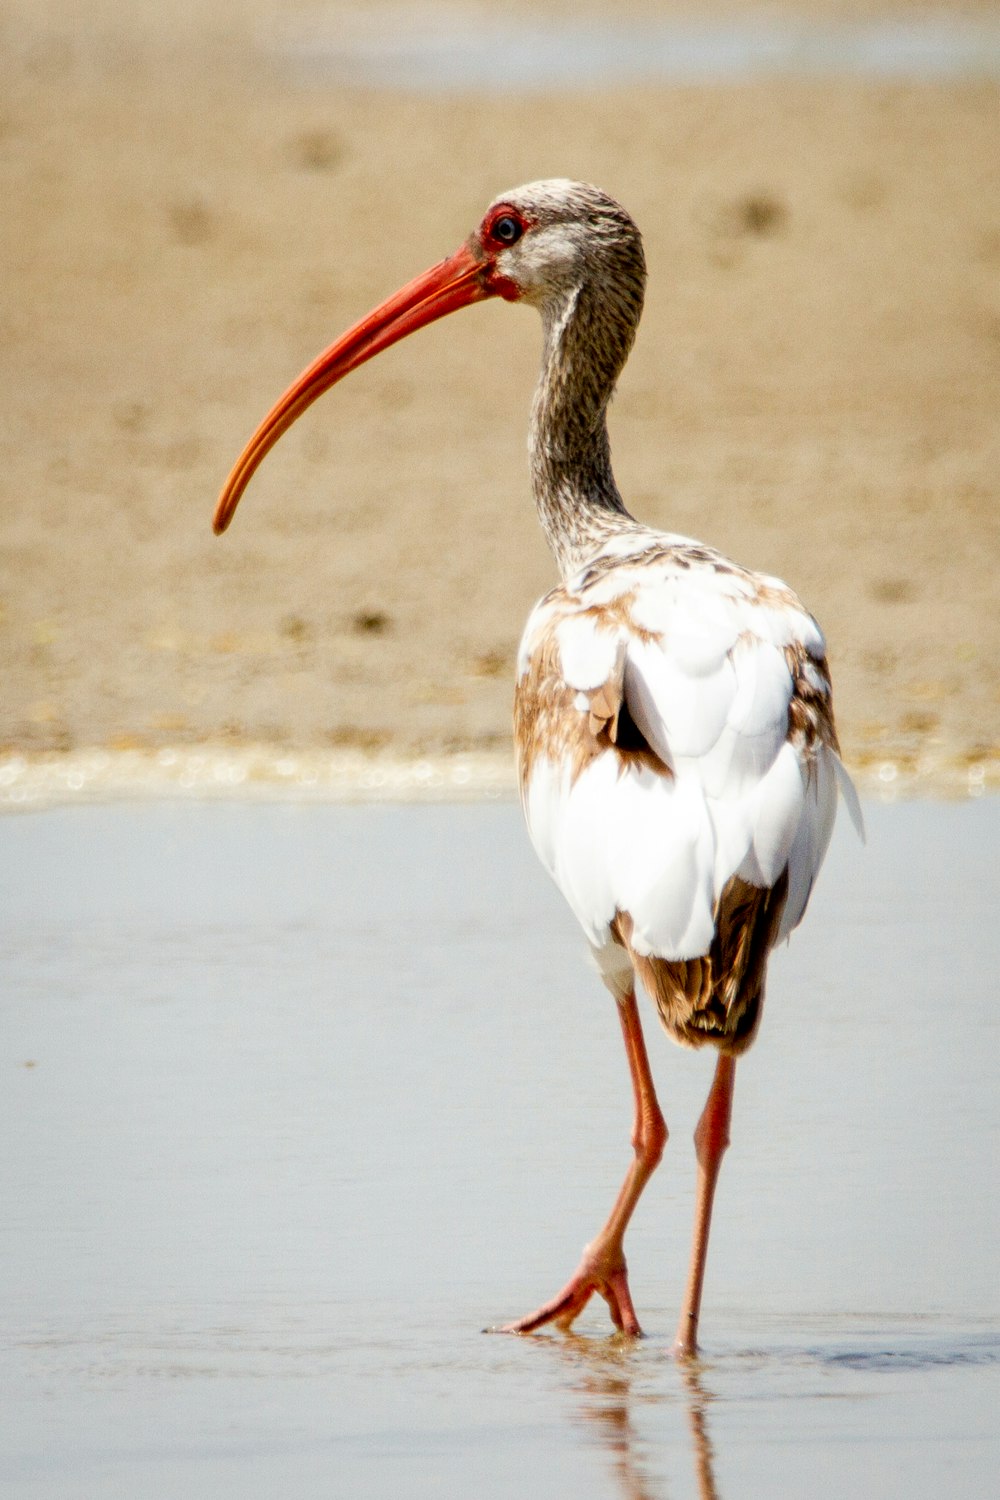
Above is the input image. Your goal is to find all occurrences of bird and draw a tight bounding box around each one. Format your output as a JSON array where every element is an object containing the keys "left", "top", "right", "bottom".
[{"left": 213, "top": 179, "right": 861, "bottom": 1356}]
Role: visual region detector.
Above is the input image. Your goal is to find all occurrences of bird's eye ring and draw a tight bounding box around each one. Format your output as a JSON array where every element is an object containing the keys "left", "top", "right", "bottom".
[{"left": 492, "top": 214, "right": 523, "bottom": 247}]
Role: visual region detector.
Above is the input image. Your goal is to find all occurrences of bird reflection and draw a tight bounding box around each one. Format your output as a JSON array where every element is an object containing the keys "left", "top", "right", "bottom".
[
  {"left": 679, "top": 1361, "right": 721, "bottom": 1500},
  {"left": 549, "top": 1334, "right": 722, "bottom": 1500}
]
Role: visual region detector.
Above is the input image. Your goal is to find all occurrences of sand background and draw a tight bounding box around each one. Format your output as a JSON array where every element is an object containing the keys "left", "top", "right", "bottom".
[{"left": 1, "top": 2, "right": 998, "bottom": 788}]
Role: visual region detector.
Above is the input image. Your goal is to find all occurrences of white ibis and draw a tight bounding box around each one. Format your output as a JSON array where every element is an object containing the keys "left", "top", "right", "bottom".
[{"left": 214, "top": 180, "right": 860, "bottom": 1355}]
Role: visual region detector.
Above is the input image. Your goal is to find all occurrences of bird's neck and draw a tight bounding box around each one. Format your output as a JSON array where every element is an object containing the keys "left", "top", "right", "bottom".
[{"left": 529, "top": 281, "right": 642, "bottom": 580}]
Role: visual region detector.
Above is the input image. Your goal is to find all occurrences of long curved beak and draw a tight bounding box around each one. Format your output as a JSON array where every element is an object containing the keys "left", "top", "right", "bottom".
[{"left": 213, "top": 240, "right": 491, "bottom": 534}]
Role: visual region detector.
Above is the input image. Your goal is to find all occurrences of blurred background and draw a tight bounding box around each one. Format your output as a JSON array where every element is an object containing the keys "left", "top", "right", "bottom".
[{"left": 1, "top": 0, "right": 998, "bottom": 783}]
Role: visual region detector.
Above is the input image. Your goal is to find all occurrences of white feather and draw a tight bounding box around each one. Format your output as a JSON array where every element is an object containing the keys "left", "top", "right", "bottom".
[
  {"left": 518, "top": 539, "right": 859, "bottom": 976},
  {"left": 626, "top": 643, "right": 736, "bottom": 761},
  {"left": 555, "top": 613, "right": 620, "bottom": 690}
]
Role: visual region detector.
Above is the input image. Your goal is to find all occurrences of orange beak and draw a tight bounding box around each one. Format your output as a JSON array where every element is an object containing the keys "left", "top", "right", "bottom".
[{"left": 213, "top": 240, "right": 493, "bottom": 534}]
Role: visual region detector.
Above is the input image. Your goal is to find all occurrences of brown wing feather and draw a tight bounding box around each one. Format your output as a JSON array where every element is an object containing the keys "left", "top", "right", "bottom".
[
  {"left": 613, "top": 870, "right": 789, "bottom": 1055},
  {"left": 514, "top": 590, "right": 671, "bottom": 790}
]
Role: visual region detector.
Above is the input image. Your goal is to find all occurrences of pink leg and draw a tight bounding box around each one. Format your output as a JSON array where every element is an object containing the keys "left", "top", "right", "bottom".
[
  {"left": 500, "top": 989, "right": 667, "bottom": 1337},
  {"left": 673, "top": 1052, "right": 736, "bottom": 1358}
]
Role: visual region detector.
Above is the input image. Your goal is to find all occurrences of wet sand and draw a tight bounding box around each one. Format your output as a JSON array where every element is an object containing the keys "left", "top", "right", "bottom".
[
  {"left": 1, "top": 3, "right": 999, "bottom": 789},
  {"left": 3, "top": 797, "right": 999, "bottom": 1496}
]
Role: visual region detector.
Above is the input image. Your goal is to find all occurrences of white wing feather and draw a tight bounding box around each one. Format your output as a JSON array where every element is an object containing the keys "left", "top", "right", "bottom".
[{"left": 517, "top": 542, "right": 857, "bottom": 965}]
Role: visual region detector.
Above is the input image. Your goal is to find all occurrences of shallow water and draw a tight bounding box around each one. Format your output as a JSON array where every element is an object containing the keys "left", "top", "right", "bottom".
[
  {"left": 282, "top": 15, "right": 1000, "bottom": 91},
  {"left": 2, "top": 797, "right": 998, "bottom": 1497}
]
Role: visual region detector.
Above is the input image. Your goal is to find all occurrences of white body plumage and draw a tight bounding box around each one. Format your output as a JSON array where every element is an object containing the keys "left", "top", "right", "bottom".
[{"left": 515, "top": 529, "right": 861, "bottom": 1028}]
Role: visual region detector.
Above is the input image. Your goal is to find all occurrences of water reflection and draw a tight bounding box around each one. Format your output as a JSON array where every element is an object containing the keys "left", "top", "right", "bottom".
[
  {"left": 553, "top": 1335, "right": 722, "bottom": 1500},
  {"left": 680, "top": 1363, "right": 722, "bottom": 1500}
]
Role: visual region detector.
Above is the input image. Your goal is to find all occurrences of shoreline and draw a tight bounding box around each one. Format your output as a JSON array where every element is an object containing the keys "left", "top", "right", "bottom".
[{"left": 0, "top": 744, "right": 993, "bottom": 813}]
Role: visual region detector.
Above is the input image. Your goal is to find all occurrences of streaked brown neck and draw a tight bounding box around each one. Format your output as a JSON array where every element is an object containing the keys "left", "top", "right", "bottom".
[{"left": 529, "top": 272, "right": 645, "bottom": 580}]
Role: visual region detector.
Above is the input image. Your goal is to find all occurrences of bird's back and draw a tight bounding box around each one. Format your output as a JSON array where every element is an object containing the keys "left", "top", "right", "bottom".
[{"left": 514, "top": 530, "right": 861, "bottom": 1052}]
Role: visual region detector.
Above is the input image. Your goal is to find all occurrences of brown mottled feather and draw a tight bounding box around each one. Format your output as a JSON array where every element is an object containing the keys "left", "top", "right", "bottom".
[
  {"left": 784, "top": 641, "right": 840, "bottom": 756},
  {"left": 514, "top": 629, "right": 605, "bottom": 789},
  {"left": 577, "top": 588, "right": 659, "bottom": 645},
  {"left": 514, "top": 584, "right": 673, "bottom": 790},
  {"left": 613, "top": 871, "right": 789, "bottom": 1055}
]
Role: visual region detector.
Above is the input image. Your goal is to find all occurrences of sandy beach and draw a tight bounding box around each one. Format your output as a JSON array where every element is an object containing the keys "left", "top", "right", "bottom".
[{"left": 1, "top": 2, "right": 998, "bottom": 790}]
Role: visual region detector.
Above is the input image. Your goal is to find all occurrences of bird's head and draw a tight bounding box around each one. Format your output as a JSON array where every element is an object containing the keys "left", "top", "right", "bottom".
[
  {"left": 471, "top": 179, "right": 645, "bottom": 315},
  {"left": 213, "top": 179, "right": 644, "bottom": 534}
]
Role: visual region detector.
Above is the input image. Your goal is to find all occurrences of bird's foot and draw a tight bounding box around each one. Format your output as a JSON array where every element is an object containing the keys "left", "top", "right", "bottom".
[{"left": 495, "top": 1244, "right": 643, "bottom": 1337}]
